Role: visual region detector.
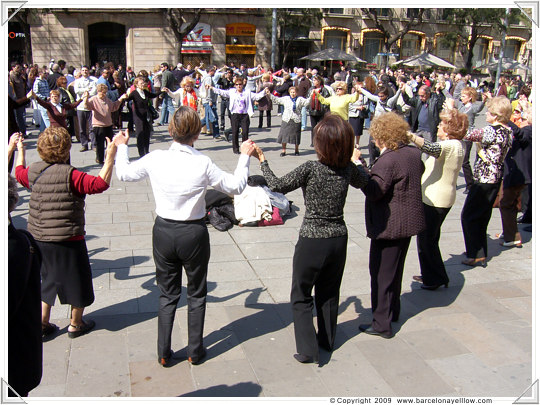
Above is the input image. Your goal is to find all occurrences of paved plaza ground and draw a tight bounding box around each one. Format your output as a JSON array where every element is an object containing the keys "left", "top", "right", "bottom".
[{"left": 10, "top": 106, "right": 533, "bottom": 400}]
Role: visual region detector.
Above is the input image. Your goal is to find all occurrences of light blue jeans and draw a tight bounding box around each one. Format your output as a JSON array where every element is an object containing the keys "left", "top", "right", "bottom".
[{"left": 159, "top": 94, "right": 175, "bottom": 125}]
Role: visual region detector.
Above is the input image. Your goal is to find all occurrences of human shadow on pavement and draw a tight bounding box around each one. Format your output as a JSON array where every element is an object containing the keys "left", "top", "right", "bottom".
[
  {"left": 180, "top": 382, "right": 262, "bottom": 397},
  {"left": 85, "top": 274, "right": 254, "bottom": 333}
]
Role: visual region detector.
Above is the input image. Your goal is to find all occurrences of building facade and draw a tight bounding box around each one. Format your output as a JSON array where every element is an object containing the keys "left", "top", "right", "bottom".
[{"left": 11, "top": 8, "right": 532, "bottom": 74}]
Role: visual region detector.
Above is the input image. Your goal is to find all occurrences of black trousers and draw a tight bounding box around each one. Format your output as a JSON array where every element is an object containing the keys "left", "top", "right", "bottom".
[
  {"left": 93, "top": 126, "right": 113, "bottom": 163},
  {"left": 368, "top": 135, "right": 380, "bottom": 164},
  {"left": 220, "top": 97, "right": 231, "bottom": 129},
  {"left": 230, "top": 113, "right": 249, "bottom": 153},
  {"left": 369, "top": 237, "right": 411, "bottom": 335},
  {"left": 258, "top": 110, "right": 271, "bottom": 128},
  {"left": 152, "top": 216, "right": 210, "bottom": 360},
  {"left": 77, "top": 110, "right": 94, "bottom": 148},
  {"left": 461, "top": 181, "right": 500, "bottom": 259},
  {"left": 461, "top": 140, "right": 474, "bottom": 189},
  {"left": 417, "top": 204, "right": 451, "bottom": 286},
  {"left": 309, "top": 115, "right": 324, "bottom": 145},
  {"left": 291, "top": 235, "right": 347, "bottom": 358}
]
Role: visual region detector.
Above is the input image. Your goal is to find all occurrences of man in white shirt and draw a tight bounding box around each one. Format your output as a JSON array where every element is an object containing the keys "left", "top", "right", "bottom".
[{"left": 73, "top": 66, "right": 97, "bottom": 151}]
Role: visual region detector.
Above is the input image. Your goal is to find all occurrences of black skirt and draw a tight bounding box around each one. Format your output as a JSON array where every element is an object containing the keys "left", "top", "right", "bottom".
[{"left": 37, "top": 239, "right": 95, "bottom": 308}]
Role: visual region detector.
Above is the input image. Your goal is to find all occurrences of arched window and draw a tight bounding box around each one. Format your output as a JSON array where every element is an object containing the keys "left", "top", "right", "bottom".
[
  {"left": 323, "top": 29, "right": 348, "bottom": 51},
  {"left": 88, "top": 22, "right": 126, "bottom": 67},
  {"left": 362, "top": 31, "right": 384, "bottom": 64}
]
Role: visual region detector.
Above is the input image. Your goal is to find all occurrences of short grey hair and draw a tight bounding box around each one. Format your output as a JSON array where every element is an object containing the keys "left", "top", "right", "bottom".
[{"left": 8, "top": 174, "right": 19, "bottom": 214}]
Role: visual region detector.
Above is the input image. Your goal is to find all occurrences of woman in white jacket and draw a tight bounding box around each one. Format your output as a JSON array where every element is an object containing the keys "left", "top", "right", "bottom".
[{"left": 266, "top": 86, "right": 310, "bottom": 157}]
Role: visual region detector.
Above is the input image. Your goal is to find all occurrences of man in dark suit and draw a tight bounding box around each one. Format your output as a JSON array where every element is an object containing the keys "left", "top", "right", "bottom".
[{"left": 402, "top": 83, "right": 445, "bottom": 142}]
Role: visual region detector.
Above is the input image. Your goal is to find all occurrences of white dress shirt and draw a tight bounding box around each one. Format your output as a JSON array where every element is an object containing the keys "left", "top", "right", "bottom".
[{"left": 115, "top": 142, "right": 250, "bottom": 221}]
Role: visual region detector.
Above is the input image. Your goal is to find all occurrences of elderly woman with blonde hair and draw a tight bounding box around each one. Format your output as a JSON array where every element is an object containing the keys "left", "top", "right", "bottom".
[
  {"left": 460, "top": 96, "right": 513, "bottom": 267},
  {"left": 162, "top": 76, "right": 199, "bottom": 111},
  {"left": 15, "top": 126, "right": 117, "bottom": 340},
  {"left": 316, "top": 80, "right": 362, "bottom": 121},
  {"left": 409, "top": 109, "right": 468, "bottom": 289},
  {"left": 353, "top": 112, "right": 425, "bottom": 339}
]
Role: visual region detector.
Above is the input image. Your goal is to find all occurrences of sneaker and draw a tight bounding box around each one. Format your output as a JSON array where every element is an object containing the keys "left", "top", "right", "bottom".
[{"left": 495, "top": 233, "right": 504, "bottom": 239}]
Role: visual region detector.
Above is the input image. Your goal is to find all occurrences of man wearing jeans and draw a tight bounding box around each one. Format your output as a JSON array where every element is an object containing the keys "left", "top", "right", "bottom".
[
  {"left": 73, "top": 66, "right": 97, "bottom": 151},
  {"left": 159, "top": 63, "right": 176, "bottom": 125},
  {"left": 199, "top": 68, "right": 220, "bottom": 139},
  {"left": 33, "top": 68, "right": 51, "bottom": 133}
]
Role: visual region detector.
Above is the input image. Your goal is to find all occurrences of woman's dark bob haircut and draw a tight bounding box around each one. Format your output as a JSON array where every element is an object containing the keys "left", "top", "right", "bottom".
[{"left": 313, "top": 114, "right": 354, "bottom": 169}]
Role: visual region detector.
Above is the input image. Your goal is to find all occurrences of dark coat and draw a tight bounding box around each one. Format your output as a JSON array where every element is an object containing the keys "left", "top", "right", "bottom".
[
  {"left": 504, "top": 122, "right": 532, "bottom": 187},
  {"left": 402, "top": 91, "right": 445, "bottom": 142},
  {"left": 362, "top": 144, "right": 425, "bottom": 240},
  {"left": 8, "top": 222, "right": 43, "bottom": 396},
  {"left": 275, "top": 78, "right": 293, "bottom": 97}
]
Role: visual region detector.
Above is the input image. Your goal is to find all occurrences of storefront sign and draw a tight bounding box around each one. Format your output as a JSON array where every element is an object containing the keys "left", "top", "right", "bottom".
[
  {"left": 181, "top": 23, "right": 212, "bottom": 54},
  {"left": 8, "top": 32, "right": 25, "bottom": 38},
  {"left": 225, "top": 45, "right": 256, "bottom": 55},
  {"left": 226, "top": 23, "right": 255, "bottom": 37}
]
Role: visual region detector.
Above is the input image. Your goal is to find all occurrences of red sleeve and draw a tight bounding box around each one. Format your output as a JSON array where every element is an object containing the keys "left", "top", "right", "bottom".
[
  {"left": 70, "top": 169, "right": 109, "bottom": 196},
  {"left": 15, "top": 165, "right": 30, "bottom": 189}
]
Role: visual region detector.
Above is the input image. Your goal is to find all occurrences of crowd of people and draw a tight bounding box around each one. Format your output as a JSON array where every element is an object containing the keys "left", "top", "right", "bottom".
[{"left": 7, "top": 57, "right": 532, "bottom": 394}]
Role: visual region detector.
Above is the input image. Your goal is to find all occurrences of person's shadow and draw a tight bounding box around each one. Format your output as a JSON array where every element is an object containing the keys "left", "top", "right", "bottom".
[{"left": 180, "top": 381, "right": 262, "bottom": 397}]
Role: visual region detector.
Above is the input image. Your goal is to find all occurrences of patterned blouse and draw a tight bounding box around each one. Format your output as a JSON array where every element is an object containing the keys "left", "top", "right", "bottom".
[
  {"left": 465, "top": 124, "right": 513, "bottom": 184},
  {"left": 260, "top": 160, "right": 369, "bottom": 238}
]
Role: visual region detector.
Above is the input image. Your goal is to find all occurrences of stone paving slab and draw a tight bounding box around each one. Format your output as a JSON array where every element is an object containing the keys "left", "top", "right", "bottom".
[{"left": 13, "top": 107, "right": 533, "bottom": 400}]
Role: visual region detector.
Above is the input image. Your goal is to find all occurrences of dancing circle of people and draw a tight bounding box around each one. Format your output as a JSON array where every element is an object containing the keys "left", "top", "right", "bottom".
[{"left": 8, "top": 59, "right": 531, "bottom": 394}]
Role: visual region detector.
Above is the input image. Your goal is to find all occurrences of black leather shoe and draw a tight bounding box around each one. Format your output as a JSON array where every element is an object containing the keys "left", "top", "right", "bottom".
[
  {"left": 358, "top": 324, "right": 394, "bottom": 339},
  {"left": 421, "top": 282, "right": 448, "bottom": 290},
  {"left": 293, "top": 353, "right": 319, "bottom": 364}
]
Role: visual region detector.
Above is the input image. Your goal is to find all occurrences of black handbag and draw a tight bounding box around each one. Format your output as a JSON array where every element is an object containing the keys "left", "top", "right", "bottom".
[{"left": 148, "top": 104, "right": 159, "bottom": 120}]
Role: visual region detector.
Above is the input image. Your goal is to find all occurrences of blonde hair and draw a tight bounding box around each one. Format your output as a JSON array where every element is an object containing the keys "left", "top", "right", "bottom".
[
  {"left": 370, "top": 112, "right": 410, "bottom": 150},
  {"left": 96, "top": 83, "right": 109, "bottom": 93},
  {"left": 181, "top": 76, "right": 195, "bottom": 88},
  {"left": 439, "top": 109, "right": 469, "bottom": 140},
  {"left": 487, "top": 96, "right": 512, "bottom": 124},
  {"left": 37, "top": 127, "right": 71, "bottom": 163},
  {"left": 332, "top": 81, "right": 347, "bottom": 92},
  {"left": 461, "top": 87, "right": 478, "bottom": 102}
]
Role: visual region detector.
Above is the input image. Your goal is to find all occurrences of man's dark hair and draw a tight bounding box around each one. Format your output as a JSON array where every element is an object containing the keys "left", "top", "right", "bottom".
[
  {"left": 161, "top": 62, "right": 169, "bottom": 69},
  {"left": 68, "top": 65, "right": 75, "bottom": 75}
]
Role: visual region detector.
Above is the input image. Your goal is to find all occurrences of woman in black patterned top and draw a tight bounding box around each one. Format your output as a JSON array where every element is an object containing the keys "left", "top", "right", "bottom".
[
  {"left": 252, "top": 114, "right": 369, "bottom": 364},
  {"left": 460, "top": 96, "right": 513, "bottom": 267}
]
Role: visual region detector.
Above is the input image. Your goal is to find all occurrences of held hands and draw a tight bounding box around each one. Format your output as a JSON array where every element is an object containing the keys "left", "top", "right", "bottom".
[
  {"left": 112, "top": 129, "right": 130, "bottom": 146},
  {"left": 251, "top": 144, "right": 265, "bottom": 162},
  {"left": 444, "top": 98, "right": 456, "bottom": 110},
  {"left": 264, "top": 87, "right": 271, "bottom": 94},
  {"left": 239, "top": 139, "right": 256, "bottom": 156},
  {"left": 9, "top": 132, "right": 22, "bottom": 149},
  {"left": 104, "top": 136, "right": 118, "bottom": 159}
]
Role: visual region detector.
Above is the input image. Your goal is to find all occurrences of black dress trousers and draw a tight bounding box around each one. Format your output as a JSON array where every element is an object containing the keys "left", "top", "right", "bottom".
[
  {"left": 369, "top": 237, "right": 411, "bottom": 335},
  {"left": 152, "top": 216, "right": 210, "bottom": 360},
  {"left": 291, "top": 235, "right": 348, "bottom": 359},
  {"left": 230, "top": 113, "right": 250, "bottom": 153},
  {"left": 461, "top": 181, "right": 500, "bottom": 259},
  {"left": 417, "top": 203, "right": 451, "bottom": 286}
]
